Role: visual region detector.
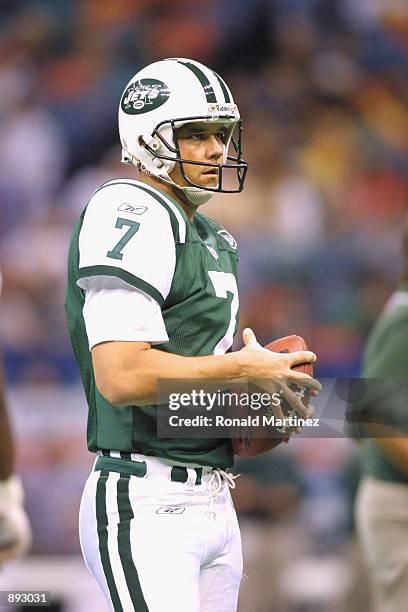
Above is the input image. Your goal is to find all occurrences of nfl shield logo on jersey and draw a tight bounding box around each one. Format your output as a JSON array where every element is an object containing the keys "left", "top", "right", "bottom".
[{"left": 218, "top": 230, "right": 237, "bottom": 250}]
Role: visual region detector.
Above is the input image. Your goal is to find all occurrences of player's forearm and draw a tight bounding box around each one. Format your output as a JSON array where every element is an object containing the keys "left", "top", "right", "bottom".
[{"left": 93, "top": 344, "right": 245, "bottom": 406}]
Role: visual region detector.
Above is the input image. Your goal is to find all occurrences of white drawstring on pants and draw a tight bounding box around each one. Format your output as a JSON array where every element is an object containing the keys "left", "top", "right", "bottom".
[{"left": 206, "top": 469, "right": 240, "bottom": 519}]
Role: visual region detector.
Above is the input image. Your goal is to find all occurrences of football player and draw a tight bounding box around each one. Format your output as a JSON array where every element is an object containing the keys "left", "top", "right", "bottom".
[
  {"left": 65, "top": 58, "right": 321, "bottom": 611},
  {"left": 0, "top": 271, "right": 31, "bottom": 564}
]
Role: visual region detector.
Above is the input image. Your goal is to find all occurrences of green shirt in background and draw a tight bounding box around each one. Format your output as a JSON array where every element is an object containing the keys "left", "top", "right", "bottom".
[{"left": 361, "top": 282, "right": 408, "bottom": 483}]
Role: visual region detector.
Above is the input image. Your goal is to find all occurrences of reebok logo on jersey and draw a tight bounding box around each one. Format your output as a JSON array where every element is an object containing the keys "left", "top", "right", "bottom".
[
  {"left": 118, "top": 203, "right": 148, "bottom": 215},
  {"left": 218, "top": 230, "right": 237, "bottom": 250},
  {"left": 156, "top": 506, "right": 185, "bottom": 515}
]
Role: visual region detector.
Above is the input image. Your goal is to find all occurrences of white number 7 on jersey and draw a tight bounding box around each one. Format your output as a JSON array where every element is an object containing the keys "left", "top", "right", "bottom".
[{"left": 208, "top": 271, "right": 239, "bottom": 355}]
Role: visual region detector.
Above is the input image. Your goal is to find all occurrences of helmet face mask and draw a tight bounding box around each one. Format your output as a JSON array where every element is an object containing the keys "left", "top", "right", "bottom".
[
  {"left": 119, "top": 58, "right": 248, "bottom": 199},
  {"left": 146, "top": 116, "right": 247, "bottom": 193}
]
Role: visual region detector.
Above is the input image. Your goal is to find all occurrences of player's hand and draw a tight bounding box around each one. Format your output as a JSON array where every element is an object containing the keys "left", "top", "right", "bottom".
[
  {"left": 239, "top": 328, "right": 321, "bottom": 390},
  {"left": 0, "top": 475, "right": 31, "bottom": 564},
  {"left": 238, "top": 328, "right": 321, "bottom": 419}
]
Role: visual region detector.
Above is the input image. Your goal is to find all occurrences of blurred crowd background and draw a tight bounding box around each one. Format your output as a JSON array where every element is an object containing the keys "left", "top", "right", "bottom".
[{"left": 0, "top": 0, "right": 407, "bottom": 610}]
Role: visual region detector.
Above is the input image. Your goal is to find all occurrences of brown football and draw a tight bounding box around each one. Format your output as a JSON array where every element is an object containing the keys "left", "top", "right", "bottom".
[
  {"left": 232, "top": 335, "right": 313, "bottom": 457},
  {"left": 265, "top": 335, "right": 313, "bottom": 377}
]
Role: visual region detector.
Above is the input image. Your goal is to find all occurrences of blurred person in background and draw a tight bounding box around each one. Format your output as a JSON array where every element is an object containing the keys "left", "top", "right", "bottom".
[
  {"left": 355, "top": 215, "right": 408, "bottom": 612},
  {"left": 0, "top": 271, "right": 31, "bottom": 564},
  {"left": 232, "top": 451, "right": 305, "bottom": 612}
]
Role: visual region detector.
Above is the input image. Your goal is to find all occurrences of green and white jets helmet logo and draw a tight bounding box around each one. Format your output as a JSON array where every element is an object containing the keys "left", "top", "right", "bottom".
[{"left": 121, "top": 78, "right": 170, "bottom": 115}]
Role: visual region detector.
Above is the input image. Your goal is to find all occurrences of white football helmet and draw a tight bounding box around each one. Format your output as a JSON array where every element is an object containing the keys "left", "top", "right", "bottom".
[{"left": 118, "top": 58, "right": 248, "bottom": 205}]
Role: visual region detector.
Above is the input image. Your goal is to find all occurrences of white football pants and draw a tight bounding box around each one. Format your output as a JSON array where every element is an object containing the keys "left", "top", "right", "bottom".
[{"left": 79, "top": 453, "right": 243, "bottom": 612}]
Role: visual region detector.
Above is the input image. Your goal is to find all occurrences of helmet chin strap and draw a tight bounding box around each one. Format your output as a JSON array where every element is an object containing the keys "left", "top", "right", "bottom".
[
  {"left": 158, "top": 161, "right": 215, "bottom": 207},
  {"left": 147, "top": 163, "right": 214, "bottom": 207},
  {"left": 122, "top": 145, "right": 215, "bottom": 207},
  {"left": 174, "top": 184, "right": 213, "bottom": 207}
]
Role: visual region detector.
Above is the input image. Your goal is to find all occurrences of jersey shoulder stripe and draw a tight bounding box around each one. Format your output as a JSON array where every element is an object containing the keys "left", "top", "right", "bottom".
[
  {"left": 91, "top": 179, "right": 187, "bottom": 244},
  {"left": 131, "top": 181, "right": 187, "bottom": 244},
  {"left": 77, "top": 264, "right": 165, "bottom": 307}
]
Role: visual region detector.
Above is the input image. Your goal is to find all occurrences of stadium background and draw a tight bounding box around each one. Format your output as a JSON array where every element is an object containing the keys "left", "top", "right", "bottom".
[{"left": 0, "top": 0, "right": 406, "bottom": 610}]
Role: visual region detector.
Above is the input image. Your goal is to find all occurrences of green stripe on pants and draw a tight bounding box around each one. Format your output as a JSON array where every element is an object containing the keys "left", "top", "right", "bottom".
[
  {"left": 117, "top": 475, "right": 149, "bottom": 611},
  {"left": 96, "top": 471, "right": 123, "bottom": 612}
]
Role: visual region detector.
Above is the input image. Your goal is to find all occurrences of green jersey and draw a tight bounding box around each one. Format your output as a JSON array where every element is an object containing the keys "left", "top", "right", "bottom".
[
  {"left": 65, "top": 179, "right": 240, "bottom": 468},
  {"left": 360, "top": 283, "right": 408, "bottom": 483}
]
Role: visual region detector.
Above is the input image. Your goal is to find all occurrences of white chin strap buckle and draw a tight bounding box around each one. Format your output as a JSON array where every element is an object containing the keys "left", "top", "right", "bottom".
[
  {"left": 141, "top": 132, "right": 161, "bottom": 151},
  {"left": 121, "top": 149, "right": 132, "bottom": 164}
]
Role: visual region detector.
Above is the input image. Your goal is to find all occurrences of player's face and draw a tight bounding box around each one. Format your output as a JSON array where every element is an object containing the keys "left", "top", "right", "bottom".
[{"left": 170, "top": 122, "right": 229, "bottom": 189}]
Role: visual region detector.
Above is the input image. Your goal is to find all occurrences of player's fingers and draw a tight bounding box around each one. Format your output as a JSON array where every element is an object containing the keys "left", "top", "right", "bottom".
[
  {"left": 242, "top": 328, "right": 261, "bottom": 349},
  {"left": 287, "top": 370, "right": 322, "bottom": 392},
  {"left": 271, "top": 401, "right": 292, "bottom": 435},
  {"left": 288, "top": 350, "right": 316, "bottom": 367},
  {"left": 278, "top": 384, "right": 309, "bottom": 418},
  {"left": 292, "top": 399, "right": 315, "bottom": 427},
  {"left": 271, "top": 400, "right": 286, "bottom": 422}
]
